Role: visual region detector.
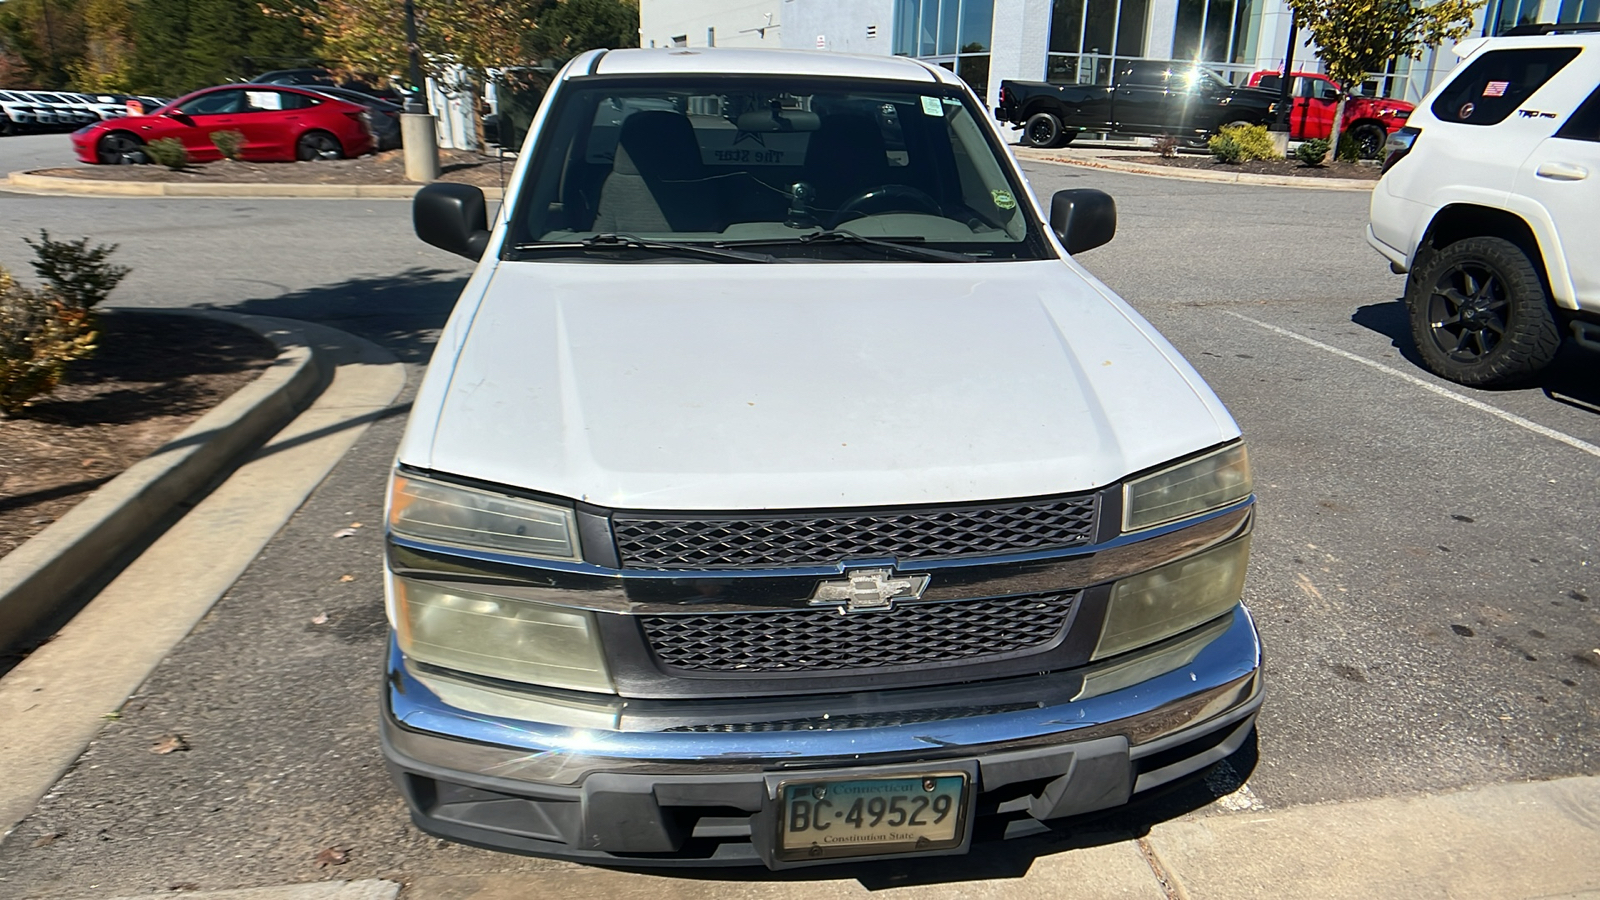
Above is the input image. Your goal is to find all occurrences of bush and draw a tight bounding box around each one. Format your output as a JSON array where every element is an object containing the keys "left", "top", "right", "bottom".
[
  {"left": 23, "top": 230, "right": 130, "bottom": 311},
  {"left": 1336, "top": 135, "right": 1362, "bottom": 162},
  {"left": 144, "top": 137, "right": 189, "bottom": 170},
  {"left": 210, "top": 130, "right": 245, "bottom": 161},
  {"left": 0, "top": 267, "right": 98, "bottom": 416},
  {"left": 1215, "top": 123, "right": 1281, "bottom": 161},
  {"left": 1296, "top": 138, "right": 1331, "bottom": 167},
  {"left": 1209, "top": 134, "right": 1244, "bottom": 164},
  {"left": 1154, "top": 134, "right": 1180, "bottom": 159}
]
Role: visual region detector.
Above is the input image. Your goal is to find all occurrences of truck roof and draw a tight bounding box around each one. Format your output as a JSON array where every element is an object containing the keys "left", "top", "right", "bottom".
[{"left": 578, "top": 47, "right": 960, "bottom": 86}]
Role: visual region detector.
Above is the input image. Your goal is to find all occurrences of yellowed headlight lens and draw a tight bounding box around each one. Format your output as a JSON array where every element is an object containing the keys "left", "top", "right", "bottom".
[
  {"left": 1124, "top": 444, "right": 1252, "bottom": 531},
  {"left": 1094, "top": 535, "right": 1250, "bottom": 660},
  {"left": 393, "top": 577, "right": 613, "bottom": 693}
]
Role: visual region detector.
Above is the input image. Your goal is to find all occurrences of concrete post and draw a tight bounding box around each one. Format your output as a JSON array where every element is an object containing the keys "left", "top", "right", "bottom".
[{"left": 401, "top": 113, "right": 440, "bottom": 183}]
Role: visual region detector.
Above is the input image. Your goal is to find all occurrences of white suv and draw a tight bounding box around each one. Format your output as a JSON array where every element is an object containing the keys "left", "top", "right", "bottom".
[{"left": 1368, "top": 25, "right": 1600, "bottom": 387}]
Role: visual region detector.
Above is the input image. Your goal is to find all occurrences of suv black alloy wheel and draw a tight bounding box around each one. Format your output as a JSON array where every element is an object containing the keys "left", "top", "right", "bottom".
[{"left": 1406, "top": 236, "right": 1563, "bottom": 387}]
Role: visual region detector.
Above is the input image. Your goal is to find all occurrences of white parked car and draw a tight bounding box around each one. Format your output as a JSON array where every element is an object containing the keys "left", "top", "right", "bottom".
[
  {"left": 0, "top": 90, "right": 38, "bottom": 134},
  {"left": 1368, "top": 24, "right": 1600, "bottom": 386},
  {"left": 385, "top": 48, "right": 1262, "bottom": 868}
]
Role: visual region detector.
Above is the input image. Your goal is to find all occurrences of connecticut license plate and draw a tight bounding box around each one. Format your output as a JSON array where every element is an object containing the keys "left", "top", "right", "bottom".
[{"left": 776, "top": 773, "right": 969, "bottom": 861}]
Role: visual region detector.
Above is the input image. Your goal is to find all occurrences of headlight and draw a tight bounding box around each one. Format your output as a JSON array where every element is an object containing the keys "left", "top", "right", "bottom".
[
  {"left": 388, "top": 472, "right": 580, "bottom": 560},
  {"left": 392, "top": 576, "right": 614, "bottom": 693},
  {"left": 1094, "top": 535, "right": 1250, "bottom": 660},
  {"left": 1123, "top": 443, "right": 1251, "bottom": 531}
]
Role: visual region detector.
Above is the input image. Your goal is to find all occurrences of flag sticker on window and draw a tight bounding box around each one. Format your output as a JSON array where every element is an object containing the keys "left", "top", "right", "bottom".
[
  {"left": 921, "top": 96, "right": 944, "bottom": 116},
  {"left": 1483, "top": 81, "right": 1509, "bottom": 97}
]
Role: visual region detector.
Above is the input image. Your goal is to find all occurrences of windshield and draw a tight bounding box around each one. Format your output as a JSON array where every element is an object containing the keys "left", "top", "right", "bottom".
[{"left": 507, "top": 76, "right": 1052, "bottom": 261}]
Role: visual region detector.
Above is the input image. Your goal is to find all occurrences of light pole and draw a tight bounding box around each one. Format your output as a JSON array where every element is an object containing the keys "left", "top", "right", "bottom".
[{"left": 400, "top": 0, "right": 441, "bottom": 182}]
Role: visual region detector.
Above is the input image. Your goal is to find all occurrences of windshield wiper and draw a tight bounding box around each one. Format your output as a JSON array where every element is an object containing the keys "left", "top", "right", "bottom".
[
  {"left": 719, "top": 229, "right": 981, "bottom": 262},
  {"left": 513, "top": 233, "right": 778, "bottom": 263}
]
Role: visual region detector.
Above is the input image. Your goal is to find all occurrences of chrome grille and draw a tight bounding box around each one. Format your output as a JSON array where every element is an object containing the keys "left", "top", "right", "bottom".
[
  {"left": 641, "top": 592, "right": 1076, "bottom": 673},
  {"left": 612, "top": 496, "right": 1098, "bottom": 570}
]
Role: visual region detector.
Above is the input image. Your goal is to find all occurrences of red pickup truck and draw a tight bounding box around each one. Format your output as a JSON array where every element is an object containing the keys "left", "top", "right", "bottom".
[{"left": 1245, "top": 70, "right": 1414, "bottom": 159}]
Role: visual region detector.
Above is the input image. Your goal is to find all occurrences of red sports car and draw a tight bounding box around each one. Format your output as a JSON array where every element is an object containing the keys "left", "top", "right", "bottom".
[{"left": 72, "top": 84, "right": 376, "bottom": 165}]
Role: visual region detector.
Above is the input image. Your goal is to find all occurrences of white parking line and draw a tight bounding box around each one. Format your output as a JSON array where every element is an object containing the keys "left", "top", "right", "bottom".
[{"left": 1224, "top": 310, "right": 1600, "bottom": 460}]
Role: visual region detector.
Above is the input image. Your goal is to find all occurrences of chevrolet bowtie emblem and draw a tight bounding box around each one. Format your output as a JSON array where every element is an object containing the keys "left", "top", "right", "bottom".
[{"left": 810, "top": 568, "right": 930, "bottom": 613}]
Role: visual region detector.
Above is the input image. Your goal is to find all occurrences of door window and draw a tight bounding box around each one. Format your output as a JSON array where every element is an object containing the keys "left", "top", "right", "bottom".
[
  {"left": 177, "top": 91, "right": 245, "bottom": 115},
  {"left": 1554, "top": 84, "right": 1600, "bottom": 141}
]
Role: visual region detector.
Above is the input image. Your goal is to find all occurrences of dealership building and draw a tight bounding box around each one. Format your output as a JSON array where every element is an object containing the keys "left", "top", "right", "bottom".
[{"left": 640, "top": 0, "right": 1598, "bottom": 114}]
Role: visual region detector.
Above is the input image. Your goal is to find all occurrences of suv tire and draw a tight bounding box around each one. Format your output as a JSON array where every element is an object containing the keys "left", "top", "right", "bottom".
[
  {"left": 1406, "top": 236, "right": 1562, "bottom": 387},
  {"left": 1024, "top": 112, "right": 1063, "bottom": 148}
]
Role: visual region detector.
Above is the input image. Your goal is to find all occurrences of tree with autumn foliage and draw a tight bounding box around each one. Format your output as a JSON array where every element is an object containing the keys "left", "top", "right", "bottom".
[
  {"left": 1285, "top": 0, "right": 1483, "bottom": 161},
  {"left": 278, "top": 0, "right": 534, "bottom": 82}
]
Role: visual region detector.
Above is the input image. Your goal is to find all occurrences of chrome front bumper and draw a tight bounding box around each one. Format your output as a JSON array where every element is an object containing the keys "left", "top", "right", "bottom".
[{"left": 382, "top": 604, "right": 1263, "bottom": 867}]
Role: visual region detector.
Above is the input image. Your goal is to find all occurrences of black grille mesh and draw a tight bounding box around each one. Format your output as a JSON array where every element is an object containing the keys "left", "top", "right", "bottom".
[
  {"left": 612, "top": 497, "right": 1098, "bottom": 570},
  {"left": 641, "top": 592, "right": 1075, "bottom": 673},
  {"left": 664, "top": 702, "right": 1042, "bottom": 732}
]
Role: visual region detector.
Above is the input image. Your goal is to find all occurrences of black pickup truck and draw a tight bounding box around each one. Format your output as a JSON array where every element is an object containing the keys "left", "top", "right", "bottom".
[{"left": 996, "top": 60, "right": 1279, "bottom": 147}]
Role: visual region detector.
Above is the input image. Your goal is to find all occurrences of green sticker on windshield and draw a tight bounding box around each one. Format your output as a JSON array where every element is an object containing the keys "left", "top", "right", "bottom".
[
  {"left": 921, "top": 96, "right": 944, "bottom": 116},
  {"left": 991, "top": 189, "right": 1017, "bottom": 210}
]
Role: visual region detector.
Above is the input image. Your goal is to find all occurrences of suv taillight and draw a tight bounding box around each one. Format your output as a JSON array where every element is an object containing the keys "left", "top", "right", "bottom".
[{"left": 1380, "top": 126, "right": 1421, "bottom": 175}]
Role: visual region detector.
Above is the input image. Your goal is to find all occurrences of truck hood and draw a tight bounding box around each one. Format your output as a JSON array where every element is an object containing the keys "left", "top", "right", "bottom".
[{"left": 405, "top": 260, "right": 1238, "bottom": 510}]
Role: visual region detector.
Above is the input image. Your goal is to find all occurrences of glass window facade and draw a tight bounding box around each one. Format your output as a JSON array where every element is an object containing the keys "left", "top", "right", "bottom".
[
  {"left": 1047, "top": 0, "right": 1152, "bottom": 84},
  {"left": 893, "top": 0, "right": 995, "bottom": 97},
  {"left": 1171, "top": 0, "right": 1260, "bottom": 71}
]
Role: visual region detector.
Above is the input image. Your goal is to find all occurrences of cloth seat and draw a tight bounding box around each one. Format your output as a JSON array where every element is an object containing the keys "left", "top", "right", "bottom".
[{"left": 594, "top": 111, "right": 723, "bottom": 233}]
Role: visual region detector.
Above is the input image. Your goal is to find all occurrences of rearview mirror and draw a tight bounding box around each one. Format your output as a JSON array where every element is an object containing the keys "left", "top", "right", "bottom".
[
  {"left": 1049, "top": 189, "right": 1116, "bottom": 254},
  {"left": 414, "top": 182, "right": 491, "bottom": 260}
]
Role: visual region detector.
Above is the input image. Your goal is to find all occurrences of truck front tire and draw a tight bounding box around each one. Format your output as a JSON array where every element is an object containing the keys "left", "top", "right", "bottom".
[
  {"left": 1024, "top": 112, "right": 1068, "bottom": 148},
  {"left": 1406, "top": 236, "right": 1562, "bottom": 387}
]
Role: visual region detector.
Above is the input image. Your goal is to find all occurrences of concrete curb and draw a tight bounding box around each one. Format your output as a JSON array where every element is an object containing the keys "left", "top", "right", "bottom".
[
  {"left": 1014, "top": 147, "right": 1377, "bottom": 192},
  {"left": 0, "top": 310, "right": 326, "bottom": 651},
  {"left": 6, "top": 169, "right": 505, "bottom": 200}
]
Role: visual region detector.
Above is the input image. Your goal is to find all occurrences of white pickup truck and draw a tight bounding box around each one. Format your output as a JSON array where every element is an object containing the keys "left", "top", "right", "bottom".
[{"left": 384, "top": 46, "right": 1261, "bottom": 869}]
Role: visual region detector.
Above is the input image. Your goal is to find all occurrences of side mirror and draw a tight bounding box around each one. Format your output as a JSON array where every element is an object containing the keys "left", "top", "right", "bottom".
[
  {"left": 1049, "top": 189, "right": 1116, "bottom": 254},
  {"left": 414, "top": 182, "right": 491, "bottom": 260}
]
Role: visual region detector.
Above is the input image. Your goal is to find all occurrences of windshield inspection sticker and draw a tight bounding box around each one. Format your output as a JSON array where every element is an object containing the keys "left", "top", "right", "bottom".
[
  {"left": 921, "top": 95, "right": 944, "bottom": 116},
  {"left": 991, "top": 189, "right": 1017, "bottom": 210}
]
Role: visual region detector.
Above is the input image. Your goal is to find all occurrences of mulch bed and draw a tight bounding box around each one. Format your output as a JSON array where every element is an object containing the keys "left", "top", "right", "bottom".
[
  {"left": 0, "top": 312, "right": 274, "bottom": 558},
  {"left": 1130, "top": 154, "right": 1383, "bottom": 180},
  {"left": 30, "top": 148, "right": 512, "bottom": 187}
]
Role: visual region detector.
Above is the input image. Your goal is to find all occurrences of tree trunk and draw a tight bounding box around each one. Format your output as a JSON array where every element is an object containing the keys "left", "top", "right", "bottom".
[{"left": 1323, "top": 93, "right": 1349, "bottom": 165}]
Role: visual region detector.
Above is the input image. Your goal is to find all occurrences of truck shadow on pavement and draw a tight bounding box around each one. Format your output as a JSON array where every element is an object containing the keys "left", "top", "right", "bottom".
[
  {"left": 623, "top": 734, "right": 1260, "bottom": 889},
  {"left": 200, "top": 266, "right": 469, "bottom": 365},
  {"left": 1352, "top": 300, "right": 1600, "bottom": 415}
]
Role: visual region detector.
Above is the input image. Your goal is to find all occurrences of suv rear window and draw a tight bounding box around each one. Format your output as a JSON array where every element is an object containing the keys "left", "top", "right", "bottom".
[{"left": 1431, "top": 47, "right": 1581, "bottom": 125}]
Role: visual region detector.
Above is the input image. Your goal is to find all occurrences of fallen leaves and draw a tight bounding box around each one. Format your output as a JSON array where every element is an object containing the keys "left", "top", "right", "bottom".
[
  {"left": 313, "top": 846, "right": 349, "bottom": 868},
  {"left": 339, "top": 574, "right": 355, "bottom": 583},
  {"left": 149, "top": 734, "right": 189, "bottom": 755},
  {"left": 333, "top": 522, "right": 366, "bottom": 539},
  {"left": 311, "top": 613, "right": 330, "bottom": 625}
]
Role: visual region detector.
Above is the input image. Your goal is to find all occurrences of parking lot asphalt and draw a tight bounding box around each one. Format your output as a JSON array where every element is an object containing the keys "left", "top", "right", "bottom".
[{"left": 0, "top": 141, "right": 1596, "bottom": 896}]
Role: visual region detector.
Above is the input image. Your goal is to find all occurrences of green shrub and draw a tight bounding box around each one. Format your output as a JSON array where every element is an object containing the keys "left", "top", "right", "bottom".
[
  {"left": 1336, "top": 135, "right": 1362, "bottom": 162},
  {"left": 1215, "top": 123, "right": 1281, "bottom": 161},
  {"left": 0, "top": 267, "right": 97, "bottom": 416},
  {"left": 210, "top": 130, "right": 245, "bottom": 160},
  {"left": 23, "top": 230, "right": 130, "bottom": 311},
  {"left": 1209, "top": 134, "right": 1244, "bottom": 164},
  {"left": 144, "top": 137, "right": 189, "bottom": 170},
  {"left": 1296, "top": 138, "right": 1331, "bottom": 167},
  {"left": 1154, "top": 134, "right": 1180, "bottom": 159}
]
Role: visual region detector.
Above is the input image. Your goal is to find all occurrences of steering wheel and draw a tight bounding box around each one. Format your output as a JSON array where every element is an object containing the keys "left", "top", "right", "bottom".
[{"left": 828, "top": 185, "right": 942, "bottom": 228}]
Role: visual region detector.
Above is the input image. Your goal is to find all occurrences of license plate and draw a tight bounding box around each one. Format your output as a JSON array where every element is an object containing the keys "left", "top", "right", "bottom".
[{"left": 776, "top": 773, "right": 968, "bottom": 861}]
